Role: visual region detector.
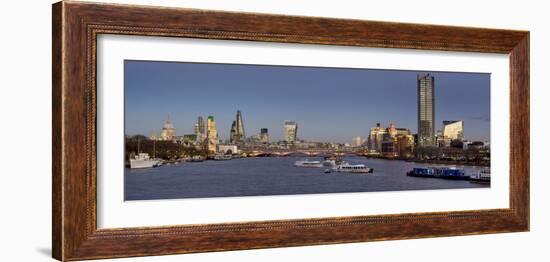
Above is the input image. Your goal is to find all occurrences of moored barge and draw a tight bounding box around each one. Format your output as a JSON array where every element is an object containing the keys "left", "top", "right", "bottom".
[{"left": 406, "top": 167, "right": 469, "bottom": 180}]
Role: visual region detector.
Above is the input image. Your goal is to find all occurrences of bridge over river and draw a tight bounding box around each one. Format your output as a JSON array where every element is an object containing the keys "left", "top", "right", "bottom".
[{"left": 240, "top": 149, "right": 365, "bottom": 157}]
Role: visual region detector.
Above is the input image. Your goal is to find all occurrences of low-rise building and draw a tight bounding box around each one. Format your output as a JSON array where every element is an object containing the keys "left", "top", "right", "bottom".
[{"left": 218, "top": 144, "right": 239, "bottom": 155}]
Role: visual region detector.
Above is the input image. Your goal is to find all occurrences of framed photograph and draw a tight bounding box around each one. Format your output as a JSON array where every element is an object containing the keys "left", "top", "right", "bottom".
[{"left": 52, "top": 1, "right": 529, "bottom": 261}]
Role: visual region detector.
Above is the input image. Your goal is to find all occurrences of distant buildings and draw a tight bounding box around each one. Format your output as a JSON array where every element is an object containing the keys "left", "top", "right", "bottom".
[
  {"left": 284, "top": 121, "right": 298, "bottom": 143},
  {"left": 259, "top": 128, "right": 270, "bottom": 144},
  {"left": 206, "top": 116, "right": 218, "bottom": 153},
  {"left": 195, "top": 116, "right": 206, "bottom": 143},
  {"left": 417, "top": 73, "right": 436, "bottom": 147},
  {"left": 182, "top": 134, "right": 197, "bottom": 142},
  {"left": 352, "top": 136, "right": 366, "bottom": 147},
  {"left": 229, "top": 110, "right": 246, "bottom": 144},
  {"left": 463, "top": 140, "right": 490, "bottom": 150},
  {"left": 132, "top": 71, "right": 489, "bottom": 161},
  {"left": 160, "top": 118, "right": 176, "bottom": 141},
  {"left": 150, "top": 129, "right": 157, "bottom": 140}
]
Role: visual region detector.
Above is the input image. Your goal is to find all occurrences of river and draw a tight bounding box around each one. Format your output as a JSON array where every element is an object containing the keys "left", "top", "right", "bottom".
[{"left": 125, "top": 156, "right": 489, "bottom": 200}]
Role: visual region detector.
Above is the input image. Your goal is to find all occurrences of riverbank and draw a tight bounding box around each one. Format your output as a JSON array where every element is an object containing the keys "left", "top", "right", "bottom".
[
  {"left": 362, "top": 156, "right": 489, "bottom": 167},
  {"left": 405, "top": 159, "right": 489, "bottom": 167}
]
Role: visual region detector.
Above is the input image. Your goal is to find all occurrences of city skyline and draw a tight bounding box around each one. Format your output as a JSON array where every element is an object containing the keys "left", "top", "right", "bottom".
[{"left": 125, "top": 60, "right": 491, "bottom": 143}]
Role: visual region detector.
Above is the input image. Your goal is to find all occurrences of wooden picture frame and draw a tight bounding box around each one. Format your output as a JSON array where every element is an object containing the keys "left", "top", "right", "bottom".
[{"left": 52, "top": 1, "right": 529, "bottom": 261}]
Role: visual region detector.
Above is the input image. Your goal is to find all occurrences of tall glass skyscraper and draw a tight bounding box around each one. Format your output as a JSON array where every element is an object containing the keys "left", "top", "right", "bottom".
[
  {"left": 284, "top": 121, "right": 298, "bottom": 143},
  {"left": 417, "top": 73, "right": 435, "bottom": 147},
  {"left": 230, "top": 110, "right": 246, "bottom": 144},
  {"left": 206, "top": 116, "right": 218, "bottom": 153},
  {"left": 195, "top": 116, "right": 206, "bottom": 143}
]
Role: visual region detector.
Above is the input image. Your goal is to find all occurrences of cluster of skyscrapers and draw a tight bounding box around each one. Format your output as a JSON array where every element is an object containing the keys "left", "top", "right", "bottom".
[
  {"left": 151, "top": 115, "right": 219, "bottom": 153},
  {"left": 149, "top": 110, "right": 303, "bottom": 154}
]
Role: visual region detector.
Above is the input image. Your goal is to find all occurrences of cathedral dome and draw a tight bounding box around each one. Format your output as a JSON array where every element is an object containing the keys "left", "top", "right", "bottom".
[{"left": 163, "top": 120, "right": 174, "bottom": 130}]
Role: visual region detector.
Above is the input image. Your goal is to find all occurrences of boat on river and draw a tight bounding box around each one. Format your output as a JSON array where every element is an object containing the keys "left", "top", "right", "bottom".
[
  {"left": 214, "top": 153, "right": 232, "bottom": 160},
  {"left": 129, "top": 138, "right": 162, "bottom": 169},
  {"left": 294, "top": 159, "right": 323, "bottom": 168},
  {"left": 130, "top": 153, "right": 161, "bottom": 169},
  {"left": 470, "top": 169, "right": 491, "bottom": 184},
  {"left": 407, "top": 167, "right": 469, "bottom": 180},
  {"left": 332, "top": 163, "right": 373, "bottom": 173}
]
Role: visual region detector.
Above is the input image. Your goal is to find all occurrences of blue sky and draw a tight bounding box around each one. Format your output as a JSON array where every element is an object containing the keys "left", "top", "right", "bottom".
[{"left": 124, "top": 60, "right": 490, "bottom": 143}]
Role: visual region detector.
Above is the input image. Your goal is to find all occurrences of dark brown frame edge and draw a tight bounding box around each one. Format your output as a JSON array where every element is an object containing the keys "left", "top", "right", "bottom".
[{"left": 52, "top": 1, "right": 529, "bottom": 261}]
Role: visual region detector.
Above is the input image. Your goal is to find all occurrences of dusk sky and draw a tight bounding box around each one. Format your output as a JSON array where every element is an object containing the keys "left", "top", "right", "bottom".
[{"left": 124, "top": 60, "right": 490, "bottom": 143}]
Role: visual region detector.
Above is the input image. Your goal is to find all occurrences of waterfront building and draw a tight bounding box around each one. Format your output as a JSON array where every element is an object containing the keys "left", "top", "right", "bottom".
[
  {"left": 437, "top": 120, "right": 464, "bottom": 147},
  {"left": 388, "top": 123, "right": 397, "bottom": 138},
  {"left": 381, "top": 139, "right": 397, "bottom": 157},
  {"left": 417, "top": 73, "right": 436, "bottom": 147},
  {"left": 437, "top": 136, "right": 452, "bottom": 147},
  {"left": 396, "top": 134, "right": 415, "bottom": 158},
  {"left": 150, "top": 129, "right": 157, "bottom": 141},
  {"left": 369, "top": 122, "right": 412, "bottom": 154},
  {"left": 465, "top": 141, "right": 488, "bottom": 150},
  {"left": 442, "top": 120, "right": 464, "bottom": 140},
  {"left": 206, "top": 116, "right": 218, "bottom": 153},
  {"left": 284, "top": 121, "right": 298, "bottom": 143},
  {"left": 218, "top": 144, "right": 239, "bottom": 155},
  {"left": 368, "top": 123, "right": 387, "bottom": 152},
  {"left": 395, "top": 127, "right": 411, "bottom": 136},
  {"left": 160, "top": 118, "right": 176, "bottom": 141},
  {"left": 229, "top": 110, "right": 246, "bottom": 144}
]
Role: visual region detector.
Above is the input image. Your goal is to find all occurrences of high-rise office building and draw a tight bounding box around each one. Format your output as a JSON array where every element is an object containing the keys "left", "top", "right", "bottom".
[
  {"left": 417, "top": 73, "right": 435, "bottom": 147},
  {"left": 259, "top": 128, "right": 270, "bottom": 144},
  {"left": 284, "top": 121, "right": 298, "bottom": 143},
  {"left": 206, "top": 116, "right": 218, "bottom": 153},
  {"left": 195, "top": 116, "right": 206, "bottom": 143},
  {"left": 197, "top": 116, "right": 206, "bottom": 134},
  {"left": 193, "top": 123, "right": 199, "bottom": 135},
  {"left": 230, "top": 110, "right": 246, "bottom": 144}
]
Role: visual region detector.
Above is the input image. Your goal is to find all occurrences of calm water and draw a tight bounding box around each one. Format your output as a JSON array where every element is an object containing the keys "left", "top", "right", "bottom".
[{"left": 125, "top": 156, "right": 489, "bottom": 200}]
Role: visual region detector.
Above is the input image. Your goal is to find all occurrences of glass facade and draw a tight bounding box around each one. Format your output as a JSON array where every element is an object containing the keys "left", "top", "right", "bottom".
[{"left": 417, "top": 74, "right": 435, "bottom": 146}]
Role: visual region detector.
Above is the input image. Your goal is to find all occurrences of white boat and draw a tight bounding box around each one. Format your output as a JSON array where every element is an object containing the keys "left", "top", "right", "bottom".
[
  {"left": 470, "top": 169, "right": 491, "bottom": 183},
  {"left": 332, "top": 163, "right": 373, "bottom": 173},
  {"left": 322, "top": 159, "right": 349, "bottom": 168},
  {"left": 214, "top": 153, "right": 232, "bottom": 160},
  {"left": 294, "top": 159, "right": 323, "bottom": 168},
  {"left": 130, "top": 153, "right": 161, "bottom": 169}
]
